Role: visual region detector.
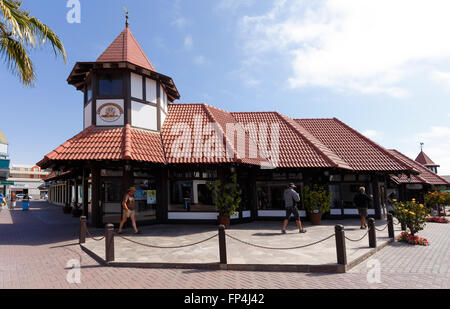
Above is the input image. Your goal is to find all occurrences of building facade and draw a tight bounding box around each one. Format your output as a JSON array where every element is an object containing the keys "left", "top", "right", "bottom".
[
  {"left": 38, "top": 24, "right": 448, "bottom": 227},
  {"left": 0, "top": 129, "right": 11, "bottom": 195},
  {"left": 7, "top": 164, "right": 51, "bottom": 199}
]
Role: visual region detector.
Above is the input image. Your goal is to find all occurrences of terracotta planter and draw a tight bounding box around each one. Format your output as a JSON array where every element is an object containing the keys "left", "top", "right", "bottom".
[
  {"left": 308, "top": 212, "right": 323, "bottom": 225},
  {"left": 217, "top": 216, "right": 231, "bottom": 229}
]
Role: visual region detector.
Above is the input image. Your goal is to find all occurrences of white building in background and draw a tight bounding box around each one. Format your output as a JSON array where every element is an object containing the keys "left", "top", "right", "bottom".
[{"left": 7, "top": 164, "right": 51, "bottom": 199}]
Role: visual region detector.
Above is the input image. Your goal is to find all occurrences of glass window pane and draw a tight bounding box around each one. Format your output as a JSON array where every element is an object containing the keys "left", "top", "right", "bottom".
[{"left": 98, "top": 74, "right": 123, "bottom": 96}]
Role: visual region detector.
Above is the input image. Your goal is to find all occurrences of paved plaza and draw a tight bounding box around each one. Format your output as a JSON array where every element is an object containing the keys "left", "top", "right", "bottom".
[
  {"left": 83, "top": 218, "right": 398, "bottom": 268},
  {"left": 0, "top": 201, "right": 449, "bottom": 289}
]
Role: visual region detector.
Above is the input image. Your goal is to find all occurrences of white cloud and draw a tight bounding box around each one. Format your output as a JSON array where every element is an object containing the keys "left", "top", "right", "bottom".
[
  {"left": 431, "top": 70, "right": 450, "bottom": 91},
  {"left": 194, "top": 55, "right": 210, "bottom": 66},
  {"left": 362, "top": 130, "right": 382, "bottom": 142},
  {"left": 216, "top": 0, "right": 255, "bottom": 11},
  {"left": 239, "top": 0, "right": 450, "bottom": 97},
  {"left": 184, "top": 35, "right": 193, "bottom": 50}
]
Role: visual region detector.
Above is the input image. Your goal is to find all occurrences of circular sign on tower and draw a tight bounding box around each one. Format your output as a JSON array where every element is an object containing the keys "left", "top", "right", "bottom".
[{"left": 96, "top": 103, "right": 124, "bottom": 123}]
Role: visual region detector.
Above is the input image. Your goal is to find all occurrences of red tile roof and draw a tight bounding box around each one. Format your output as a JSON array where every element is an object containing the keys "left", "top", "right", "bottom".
[
  {"left": 415, "top": 151, "right": 439, "bottom": 167},
  {"left": 161, "top": 104, "right": 264, "bottom": 165},
  {"left": 37, "top": 125, "right": 165, "bottom": 168},
  {"left": 97, "top": 26, "right": 156, "bottom": 72},
  {"left": 296, "top": 118, "right": 412, "bottom": 172},
  {"left": 388, "top": 150, "right": 448, "bottom": 185},
  {"left": 232, "top": 112, "right": 343, "bottom": 169},
  {"left": 37, "top": 104, "right": 418, "bottom": 174}
]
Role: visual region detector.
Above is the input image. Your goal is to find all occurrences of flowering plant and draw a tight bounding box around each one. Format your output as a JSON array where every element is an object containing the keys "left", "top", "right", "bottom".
[
  {"left": 425, "top": 216, "right": 449, "bottom": 224},
  {"left": 424, "top": 191, "right": 450, "bottom": 208},
  {"left": 392, "top": 199, "right": 431, "bottom": 236},
  {"left": 397, "top": 232, "right": 429, "bottom": 246}
]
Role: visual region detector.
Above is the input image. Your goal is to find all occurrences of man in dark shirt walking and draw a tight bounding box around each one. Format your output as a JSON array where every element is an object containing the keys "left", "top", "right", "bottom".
[
  {"left": 353, "top": 187, "right": 373, "bottom": 229},
  {"left": 282, "top": 183, "right": 307, "bottom": 234}
]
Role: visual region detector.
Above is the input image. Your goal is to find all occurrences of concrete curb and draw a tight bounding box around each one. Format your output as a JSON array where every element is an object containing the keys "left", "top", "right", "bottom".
[{"left": 80, "top": 238, "right": 394, "bottom": 273}]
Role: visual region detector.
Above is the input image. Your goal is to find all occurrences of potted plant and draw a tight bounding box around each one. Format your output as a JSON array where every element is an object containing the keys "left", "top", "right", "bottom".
[
  {"left": 62, "top": 202, "right": 72, "bottom": 214},
  {"left": 302, "top": 185, "right": 331, "bottom": 225},
  {"left": 72, "top": 202, "right": 83, "bottom": 217},
  {"left": 393, "top": 199, "right": 431, "bottom": 244},
  {"left": 207, "top": 173, "right": 242, "bottom": 228}
]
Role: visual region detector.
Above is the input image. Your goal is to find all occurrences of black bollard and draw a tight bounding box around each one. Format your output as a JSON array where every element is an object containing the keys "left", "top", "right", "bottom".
[
  {"left": 218, "top": 225, "right": 227, "bottom": 264},
  {"left": 105, "top": 224, "right": 115, "bottom": 262},
  {"left": 368, "top": 218, "right": 377, "bottom": 248},
  {"left": 79, "top": 216, "right": 87, "bottom": 244},
  {"left": 335, "top": 225, "right": 347, "bottom": 265},
  {"left": 387, "top": 214, "right": 394, "bottom": 239}
]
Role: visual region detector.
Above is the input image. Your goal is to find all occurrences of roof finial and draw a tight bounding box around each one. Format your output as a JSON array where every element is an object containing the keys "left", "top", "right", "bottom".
[
  {"left": 123, "top": 7, "right": 129, "bottom": 28},
  {"left": 420, "top": 142, "right": 424, "bottom": 152}
]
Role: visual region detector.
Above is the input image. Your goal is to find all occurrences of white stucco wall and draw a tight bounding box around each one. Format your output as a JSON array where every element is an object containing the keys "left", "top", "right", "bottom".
[
  {"left": 131, "top": 72, "right": 143, "bottom": 100},
  {"left": 146, "top": 78, "right": 157, "bottom": 103},
  {"left": 84, "top": 101, "right": 92, "bottom": 129},
  {"left": 131, "top": 101, "right": 157, "bottom": 131}
]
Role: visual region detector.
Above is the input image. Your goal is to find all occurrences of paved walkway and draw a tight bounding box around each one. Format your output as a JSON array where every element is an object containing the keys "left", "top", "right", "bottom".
[
  {"left": 83, "top": 218, "right": 397, "bottom": 266},
  {"left": 0, "top": 202, "right": 449, "bottom": 289}
]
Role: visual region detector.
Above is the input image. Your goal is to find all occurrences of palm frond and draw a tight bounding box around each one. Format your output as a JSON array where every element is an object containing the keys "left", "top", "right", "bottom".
[
  {"left": 27, "top": 17, "right": 66, "bottom": 62},
  {"left": 0, "top": 34, "right": 34, "bottom": 85},
  {"left": 0, "top": 0, "right": 66, "bottom": 85}
]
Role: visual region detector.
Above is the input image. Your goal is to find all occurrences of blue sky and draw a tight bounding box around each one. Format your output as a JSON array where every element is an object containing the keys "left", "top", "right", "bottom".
[{"left": 1, "top": 0, "right": 449, "bottom": 174}]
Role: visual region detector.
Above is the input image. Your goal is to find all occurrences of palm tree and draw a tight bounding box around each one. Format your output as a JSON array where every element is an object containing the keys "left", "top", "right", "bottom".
[{"left": 0, "top": 0, "right": 66, "bottom": 86}]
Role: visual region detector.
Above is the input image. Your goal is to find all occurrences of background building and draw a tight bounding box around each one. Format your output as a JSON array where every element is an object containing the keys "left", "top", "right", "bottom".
[
  {"left": 0, "top": 129, "right": 12, "bottom": 195},
  {"left": 7, "top": 164, "right": 51, "bottom": 199}
]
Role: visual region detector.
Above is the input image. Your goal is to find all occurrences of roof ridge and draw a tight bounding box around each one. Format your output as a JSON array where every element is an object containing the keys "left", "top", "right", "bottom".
[
  {"left": 388, "top": 150, "right": 429, "bottom": 184},
  {"left": 390, "top": 149, "right": 449, "bottom": 184},
  {"left": 122, "top": 124, "right": 132, "bottom": 160},
  {"left": 202, "top": 104, "right": 241, "bottom": 163},
  {"left": 333, "top": 118, "right": 414, "bottom": 172},
  {"left": 277, "top": 113, "right": 352, "bottom": 170},
  {"left": 126, "top": 28, "right": 155, "bottom": 71}
]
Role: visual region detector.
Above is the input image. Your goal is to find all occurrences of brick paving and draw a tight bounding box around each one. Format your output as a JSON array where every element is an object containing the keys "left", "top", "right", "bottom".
[{"left": 0, "top": 201, "right": 449, "bottom": 289}]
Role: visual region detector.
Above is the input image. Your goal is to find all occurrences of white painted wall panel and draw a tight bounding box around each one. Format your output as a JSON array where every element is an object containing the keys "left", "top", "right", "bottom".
[
  {"left": 145, "top": 78, "right": 157, "bottom": 103},
  {"left": 131, "top": 73, "right": 143, "bottom": 100},
  {"left": 84, "top": 102, "right": 92, "bottom": 129},
  {"left": 131, "top": 101, "right": 157, "bottom": 131},
  {"left": 168, "top": 212, "right": 219, "bottom": 220},
  {"left": 0, "top": 143, "right": 8, "bottom": 154},
  {"left": 258, "top": 210, "right": 306, "bottom": 217},
  {"left": 96, "top": 100, "right": 124, "bottom": 127}
]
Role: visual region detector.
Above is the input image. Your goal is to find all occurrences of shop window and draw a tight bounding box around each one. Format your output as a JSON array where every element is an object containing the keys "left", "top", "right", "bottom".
[
  {"left": 197, "top": 184, "right": 213, "bottom": 205},
  {"left": 134, "top": 178, "right": 157, "bottom": 220},
  {"left": 169, "top": 180, "right": 217, "bottom": 212},
  {"left": 98, "top": 74, "right": 123, "bottom": 96},
  {"left": 330, "top": 174, "right": 342, "bottom": 182},
  {"left": 329, "top": 184, "right": 341, "bottom": 209},
  {"left": 358, "top": 175, "right": 371, "bottom": 182},
  {"left": 288, "top": 172, "right": 303, "bottom": 180},
  {"left": 272, "top": 172, "right": 286, "bottom": 180},
  {"left": 343, "top": 174, "right": 356, "bottom": 182},
  {"left": 257, "top": 183, "right": 293, "bottom": 210},
  {"left": 101, "top": 169, "right": 123, "bottom": 177}
]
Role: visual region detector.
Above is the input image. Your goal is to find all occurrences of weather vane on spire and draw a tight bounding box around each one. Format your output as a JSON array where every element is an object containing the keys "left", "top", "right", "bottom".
[
  {"left": 123, "top": 7, "right": 129, "bottom": 28},
  {"left": 420, "top": 142, "right": 424, "bottom": 151}
]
